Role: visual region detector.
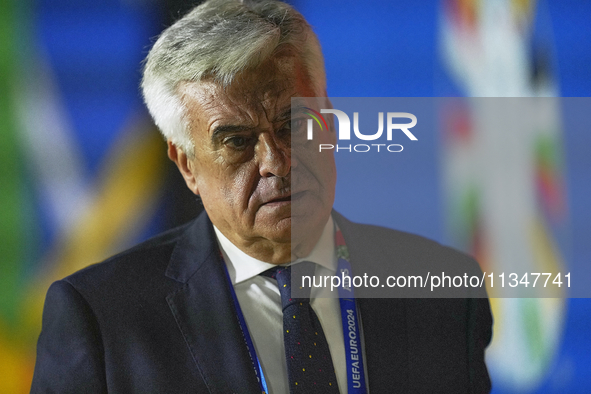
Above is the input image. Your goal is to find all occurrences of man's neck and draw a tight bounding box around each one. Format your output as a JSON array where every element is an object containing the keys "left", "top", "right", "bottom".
[{"left": 214, "top": 216, "right": 334, "bottom": 266}]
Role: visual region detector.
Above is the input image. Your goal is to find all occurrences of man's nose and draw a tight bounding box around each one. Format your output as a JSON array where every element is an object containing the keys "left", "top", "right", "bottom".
[{"left": 257, "top": 133, "right": 292, "bottom": 177}]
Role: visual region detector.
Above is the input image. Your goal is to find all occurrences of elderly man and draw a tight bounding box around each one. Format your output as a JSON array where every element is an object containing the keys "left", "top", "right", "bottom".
[{"left": 31, "top": 0, "right": 492, "bottom": 393}]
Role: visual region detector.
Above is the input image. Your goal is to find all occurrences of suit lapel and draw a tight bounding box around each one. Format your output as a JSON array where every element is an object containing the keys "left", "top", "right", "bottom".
[
  {"left": 165, "top": 213, "right": 261, "bottom": 394},
  {"left": 333, "top": 211, "right": 410, "bottom": 392}
]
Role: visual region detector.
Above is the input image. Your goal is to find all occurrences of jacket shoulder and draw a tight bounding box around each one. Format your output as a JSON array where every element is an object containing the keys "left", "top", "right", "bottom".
[
  {"left": 62, "top": 220, "right": 193, "bottom": 294},
  {"left": 334, "top": 212, "right": 483, "bottom": 277}
]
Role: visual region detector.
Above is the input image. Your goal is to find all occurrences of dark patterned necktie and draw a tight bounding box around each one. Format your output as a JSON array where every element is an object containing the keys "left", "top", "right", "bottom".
[{"left": 262, "top": 262, "right": 340, "bottom": 393}]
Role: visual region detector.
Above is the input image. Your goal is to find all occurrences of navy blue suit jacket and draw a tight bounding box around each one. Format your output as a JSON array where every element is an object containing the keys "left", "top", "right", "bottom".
[{"left": 31, "top": 211, "right": 492, "bottom": 393}]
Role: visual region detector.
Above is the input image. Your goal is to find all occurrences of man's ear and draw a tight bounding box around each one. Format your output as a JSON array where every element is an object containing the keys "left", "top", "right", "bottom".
[{"left": 167, "top": 141, "right": 200, "bottom": 196}]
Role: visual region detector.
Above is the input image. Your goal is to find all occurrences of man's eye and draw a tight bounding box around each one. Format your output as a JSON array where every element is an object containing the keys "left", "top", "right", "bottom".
[
  {"left": 287, "top": 119, "right": 309, "bottom": 145},
  {"left": 290, "top": 119, "right": 305, "bottom": 131},
  {"left": 224, "top": 136, "right": 248, "bottom": 149},
  {"left": 279, "top": 119, "right": 304, "bottom": 136}
]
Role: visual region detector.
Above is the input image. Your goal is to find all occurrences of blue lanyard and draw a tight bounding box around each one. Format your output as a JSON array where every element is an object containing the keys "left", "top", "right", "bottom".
[
  {"left": 336, "top": 257, "right": 367, "bottom": 394},
  {"left": 222, "top": 250, "right": 367, "bottom": 393},
  {"left": 223, "top": 264, "right": 269, "bottom": 394}
]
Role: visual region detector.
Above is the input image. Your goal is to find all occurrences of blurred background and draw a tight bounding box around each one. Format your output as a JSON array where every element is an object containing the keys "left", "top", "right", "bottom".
[{"left": 0, "top": 0, "right": 589, "bottom": 392}]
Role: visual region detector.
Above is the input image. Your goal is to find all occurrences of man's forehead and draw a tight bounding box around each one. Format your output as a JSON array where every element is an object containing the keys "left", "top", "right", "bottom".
[
  {"left": 180, "top": 56, "right": 308, "bottom": 128},
  {"left": 181, "top": 80, "right": 294, "bottom": 124}
]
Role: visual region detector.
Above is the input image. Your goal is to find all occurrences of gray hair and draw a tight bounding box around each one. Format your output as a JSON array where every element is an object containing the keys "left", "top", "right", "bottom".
[{"left": 141, "top": 0, "right": 326, "bottom": 155}]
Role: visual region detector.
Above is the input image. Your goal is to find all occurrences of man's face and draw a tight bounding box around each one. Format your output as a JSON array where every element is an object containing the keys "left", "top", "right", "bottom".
[{"left": 173, "top": 54, "right": 336, "bottom": 263}]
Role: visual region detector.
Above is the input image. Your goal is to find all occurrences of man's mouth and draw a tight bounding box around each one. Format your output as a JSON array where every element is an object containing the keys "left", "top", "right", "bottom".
[
  {"left": 269, "top": 195, "right": 291, "bottom": 203},
  {"left": 262, "top": 191, "right": 306, "bottom": 206},
  {"left": 264, "top": 194, "right": 292, "bottom": 205}
]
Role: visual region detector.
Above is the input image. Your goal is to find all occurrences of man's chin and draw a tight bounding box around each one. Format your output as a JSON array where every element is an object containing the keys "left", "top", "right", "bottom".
[
  {"left": 255, "top": 200, "right": 330, "bottom": 248},
  {"left": 253, "top": 215, "right": 292, "bottom": 243}
]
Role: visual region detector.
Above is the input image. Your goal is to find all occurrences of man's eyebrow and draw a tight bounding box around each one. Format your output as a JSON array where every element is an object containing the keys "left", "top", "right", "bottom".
[
  {"left": 273, "top": 107, "right": 292, "bottom": 122},
  {"left": 289, "top": 106, "right": 308, "bottom": 118},
  {"left": 211, "top": 107, "right": 304, "bottom": 137},
  {"left": 211, "top": 124, "right": 255, "bottom": 139},
  {"left": 274, "top": 106, "right": 306, "bottom": 122}
]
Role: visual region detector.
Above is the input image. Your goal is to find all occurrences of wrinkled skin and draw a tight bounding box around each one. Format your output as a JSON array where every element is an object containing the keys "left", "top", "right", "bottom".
[{"left": 168, "top": 54, "right": 336, "bottom": 263}]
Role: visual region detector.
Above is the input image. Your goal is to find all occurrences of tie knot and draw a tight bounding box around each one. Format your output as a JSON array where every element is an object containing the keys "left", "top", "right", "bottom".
[{"left": 262, "top": 262, "right": 316, "bottom": 309}]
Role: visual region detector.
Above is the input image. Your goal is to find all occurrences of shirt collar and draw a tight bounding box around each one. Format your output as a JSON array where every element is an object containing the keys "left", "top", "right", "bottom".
[{"left": 214, "top": 216, "right": 336, "bottom": 285}]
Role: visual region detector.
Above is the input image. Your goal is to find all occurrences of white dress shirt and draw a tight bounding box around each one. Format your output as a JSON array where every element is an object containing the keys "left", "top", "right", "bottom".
[{"left": 214, "top": 216, "right": 348, "bottom": 394}]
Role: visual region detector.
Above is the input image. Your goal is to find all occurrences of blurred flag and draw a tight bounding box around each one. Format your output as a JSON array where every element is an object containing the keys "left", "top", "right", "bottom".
[
  {"left": 439, "top": 0, "right": 569, "bottom": 392},
  {"left": 0, "top": 1, "right": 167, "bottom": 392}
]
